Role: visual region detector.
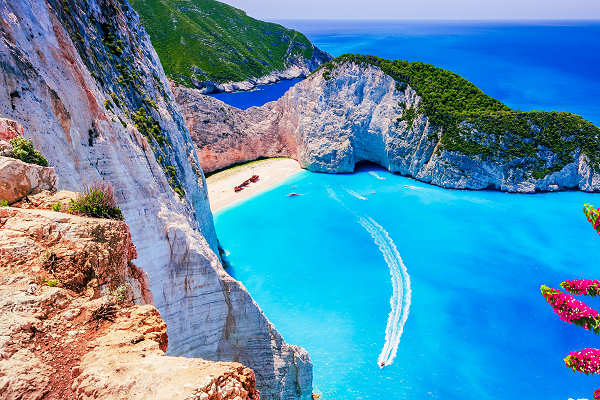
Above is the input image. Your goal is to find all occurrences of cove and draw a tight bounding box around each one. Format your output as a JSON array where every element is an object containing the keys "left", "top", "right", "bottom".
[
  {"left": 215, "top": 164, "right": 600, "bottom": 399},
  {"left": 208, "top": 78, "right": 303, "bottom": 109}
]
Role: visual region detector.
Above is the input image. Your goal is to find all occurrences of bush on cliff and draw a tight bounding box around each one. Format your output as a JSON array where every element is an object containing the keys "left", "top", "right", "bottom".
[
  {"left": 69, "top": 183, "right": 123, "bottom": 220},
  {"left": 9, "top": 137, "right": 49, "bottom": 167}
]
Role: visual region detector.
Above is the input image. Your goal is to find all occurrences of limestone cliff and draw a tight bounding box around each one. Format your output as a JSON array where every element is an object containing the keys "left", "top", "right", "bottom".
[
  {"left": 0, "top": 1, "right": 311, "bottom": 398},
  {"left": 177, "top": 58, "right": 600, "bottom": 193}
]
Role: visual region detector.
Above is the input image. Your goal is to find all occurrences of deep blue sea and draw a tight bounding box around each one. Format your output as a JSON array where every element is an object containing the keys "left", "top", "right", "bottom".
[
  {"left": 213, "top": 22, "right": 600, "bottom": 399},
  {"left": 208, "top": 78, "right": 303, "bottom": 109}
]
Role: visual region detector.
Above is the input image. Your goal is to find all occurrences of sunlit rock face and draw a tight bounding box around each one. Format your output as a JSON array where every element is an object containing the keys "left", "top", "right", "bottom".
[
  {"left": 0, "top": 1, "right": 312, "bottom": 398},
  {"left": 0, "top": 193, "right": 259, "bottom": 400},
  {"left": 179, "top": 61, "right": 600, "bottom": 193}
]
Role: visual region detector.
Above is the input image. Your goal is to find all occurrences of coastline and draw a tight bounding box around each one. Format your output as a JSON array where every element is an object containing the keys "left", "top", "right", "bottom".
[{"left": 206, "top": 158, "right": 303, "bottom": 213}]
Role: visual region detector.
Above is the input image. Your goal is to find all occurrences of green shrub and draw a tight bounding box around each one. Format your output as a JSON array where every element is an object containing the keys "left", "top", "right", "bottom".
[
  {"left": 51, "top": 202, "right": 62, "bottom": 212},
  {"left": 0, "top": 200, "right": 8, "bottom": 207},
  {"left": 40, "top": 277, "right": 60, "bottom": 287},
  {"left": 9, "top": 137, "right": 49, "bottom": 167},
  {"left": 69, "top": 182, "right": 123, "bottom": 220},
  {"left": 46, "top": 278, "right": 60, "bottom": 287}
]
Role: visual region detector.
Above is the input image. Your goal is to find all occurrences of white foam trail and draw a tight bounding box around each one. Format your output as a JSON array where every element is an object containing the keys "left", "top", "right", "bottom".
[
  {"left": 369, "top": 171, "right": 386, "bottom": 180},
  {"left": 327, "top": 187, "right": 411, "bottom": 367},
  {"left": 358, "top": 216, "right": 411, "bottom": 368},
  {"left": 346, "top": 189, "right": 368, "bottom": 201}
]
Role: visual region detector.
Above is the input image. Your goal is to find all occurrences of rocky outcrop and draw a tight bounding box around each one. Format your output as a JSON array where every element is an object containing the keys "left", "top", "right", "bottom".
[
  {"left": 0, "top": 196, "right": 258, "bottom": 400},
  {"left": 0, "top": 156, "right": 57, "bottom": 204},
  {"left": 0, "top": 0, "right": 311, "bottom": 398},
  {"left": 0, "top": 117, "right": 24, "bottom": 140},
  {"left": 177, "top": 61, "right": 600, "bottom": 192},
  {"left": 193, "top": 50, "right": 332, "bottom": 94},
  {"left": 173, "top": 87, "right": 297, "bottom": 172}
]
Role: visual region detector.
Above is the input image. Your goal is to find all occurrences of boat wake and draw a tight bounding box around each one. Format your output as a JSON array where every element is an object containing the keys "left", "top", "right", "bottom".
[
  {"left": 369, "top": 171, "right": 386, "bottom": 180},
  {"left": 326, "top": 188, "right": 411, "bottom": 367},
  {"left": 346, "top": 189, "right": 368, "bottom": 200},
  {"left": 358, "top": 216, "right": 411, "bottom": 368}
]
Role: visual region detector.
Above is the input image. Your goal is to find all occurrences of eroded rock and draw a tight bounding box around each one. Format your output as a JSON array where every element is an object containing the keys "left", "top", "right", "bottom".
[
  {"left": 176, "top": 61, "right": 600, "bottom": 193},
  {"left": 0, "top": 0, "right": 311, "bottom": 397},
  {"left": 0, "top": 118, "right": 24, "bottom": 141},
  {"left": 0, "top": 201, "right": 259, "bottom": 400},
  {"left": 0, "top": 157, "right": 57, "bottom": 204}
]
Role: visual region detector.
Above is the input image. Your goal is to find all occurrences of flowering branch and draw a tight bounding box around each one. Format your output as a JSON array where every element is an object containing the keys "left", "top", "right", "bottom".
[
  {"left": 540, "top": 285, "right": 600, "bottom": 334},
  {"left": 564, "top": 349, "right": 600, "bottom": 375},
  {"left": 562, "top": 280, "right": 600, "bottom": 297},
  {"left": 583, "top": 203, "right": 600, "bottom": 235}
]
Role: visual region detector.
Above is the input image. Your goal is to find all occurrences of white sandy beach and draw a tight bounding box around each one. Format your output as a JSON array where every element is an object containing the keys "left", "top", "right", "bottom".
[{"left": 206, "top": 158, "right": 302, "bottom": 213}]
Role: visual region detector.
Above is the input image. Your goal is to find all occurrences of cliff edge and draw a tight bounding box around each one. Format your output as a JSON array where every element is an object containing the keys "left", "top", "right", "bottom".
[
  {"left": 0, "top": 170, "right": 258, "bottom": 399},
  {"left": 0, "top": 0, "right": 312, "bottom": 398}
]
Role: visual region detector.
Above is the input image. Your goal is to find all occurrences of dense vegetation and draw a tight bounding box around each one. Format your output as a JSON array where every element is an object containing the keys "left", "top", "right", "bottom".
[
  {"left": 10, "top": 138, "right": 49, "bottom": 167},
  {"left": 320, "top": 54, "right": 600, "bottom": 176},
  {"left": 130, "top": 0, "right": 319, "bottom": 86}
]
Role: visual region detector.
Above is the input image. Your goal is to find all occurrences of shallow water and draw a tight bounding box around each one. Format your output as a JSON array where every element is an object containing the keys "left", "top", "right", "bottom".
[
  {"left": 215, "top": 165, "right": 600, "bottom": 399},
  {"left": 212, "top": 20, "right": 600, "bottom": 398}
]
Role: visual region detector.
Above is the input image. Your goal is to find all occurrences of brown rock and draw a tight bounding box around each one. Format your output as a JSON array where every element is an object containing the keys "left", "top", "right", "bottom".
[
  {"left": 0, "top": 157, "right": 57, "bottom": 204},
  {"left": 0, "top": 118, "right": 24, "bottom": 141},
  {"left": 0, "top": 207, "right": 144, "bottom": 297},
  {"left": 0, "top": 197, "right": 259, "bottom": 400}
]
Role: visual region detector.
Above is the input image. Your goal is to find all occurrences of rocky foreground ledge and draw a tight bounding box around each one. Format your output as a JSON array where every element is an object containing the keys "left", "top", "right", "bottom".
[
  {"left": 0, "top": 156, "right": 258, "bottom": 399},
  {"left": 175, "top": 55, "right": 600, "bottom": 193}
]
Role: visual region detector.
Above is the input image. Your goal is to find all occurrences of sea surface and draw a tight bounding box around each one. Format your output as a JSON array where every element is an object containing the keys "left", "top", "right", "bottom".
[
  {"left": 216, "top": 166, "right": 600, "bottom": 399},
  {"left": 212, "top": 21, "right": 600, "bottom": 399},
  {"left": 208, "top": 78, "right": 303, "bottom": 109}
]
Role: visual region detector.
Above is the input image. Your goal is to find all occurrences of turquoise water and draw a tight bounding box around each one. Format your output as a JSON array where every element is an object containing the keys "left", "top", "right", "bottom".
[
  {"left": 212, "top": 21, "right": 600, "bottom": 398},
  {"left": 215, "top": 165, "right": 600, "bottom": 399}
]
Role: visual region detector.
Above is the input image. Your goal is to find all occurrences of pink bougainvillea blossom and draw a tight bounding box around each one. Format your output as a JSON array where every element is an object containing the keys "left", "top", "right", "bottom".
[
  {"left": 594, "top": 388, "right": 600, "bottom": 400},
  {"left": 564, "top": 349, "right": 600, "bottom": 375},
  {"left": 562, "top": 280, "right": 600, "bottom": 297},
  {"left": 540, "top": 285, "right": 600, "bottom": 334}
]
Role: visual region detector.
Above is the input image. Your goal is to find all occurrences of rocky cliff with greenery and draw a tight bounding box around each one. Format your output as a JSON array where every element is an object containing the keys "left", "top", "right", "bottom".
[
  {"left": 0, "top": 1, "right": 312, "bottom": 398},
  {"left": 130, "top": 0, "right": 331, "bottom": 92},
  {"left": 176, "top": 54, "right": 600, "bottom": 192}
]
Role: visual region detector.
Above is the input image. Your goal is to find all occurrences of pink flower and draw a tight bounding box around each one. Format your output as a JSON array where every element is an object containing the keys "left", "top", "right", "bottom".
[
  {"left": 540, "top": 285, "right": 600, "bottom": 334},
  {"left": 594, "top": 388, "right": 600, "bottom": 400},
  {"left": 583, "top": 204, "right": 600, "bottom": 235},
  {"left": 562, "top": 280, "right": 600, "bottom": 297},
  {"left": 564, "top": 349, "right": 600, "bottom": 375}
]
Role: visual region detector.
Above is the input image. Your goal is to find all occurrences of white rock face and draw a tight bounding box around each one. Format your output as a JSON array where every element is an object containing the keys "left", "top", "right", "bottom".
[
  {"left": 0, "top": 0, "right": 311, "bottom": 398},
  {"left": 179, "top": 62, "right": 600, "bottom": 192}
]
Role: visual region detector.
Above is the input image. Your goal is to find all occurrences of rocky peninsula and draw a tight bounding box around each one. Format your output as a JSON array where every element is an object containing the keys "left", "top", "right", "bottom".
[{"left": 175, "top": 55, "right": 600, "bottom": 193}]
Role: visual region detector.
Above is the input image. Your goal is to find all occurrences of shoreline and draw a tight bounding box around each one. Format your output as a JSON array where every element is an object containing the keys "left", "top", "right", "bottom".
[{"left": 206, "top": 158, "right": 303, "bottom": 213}]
